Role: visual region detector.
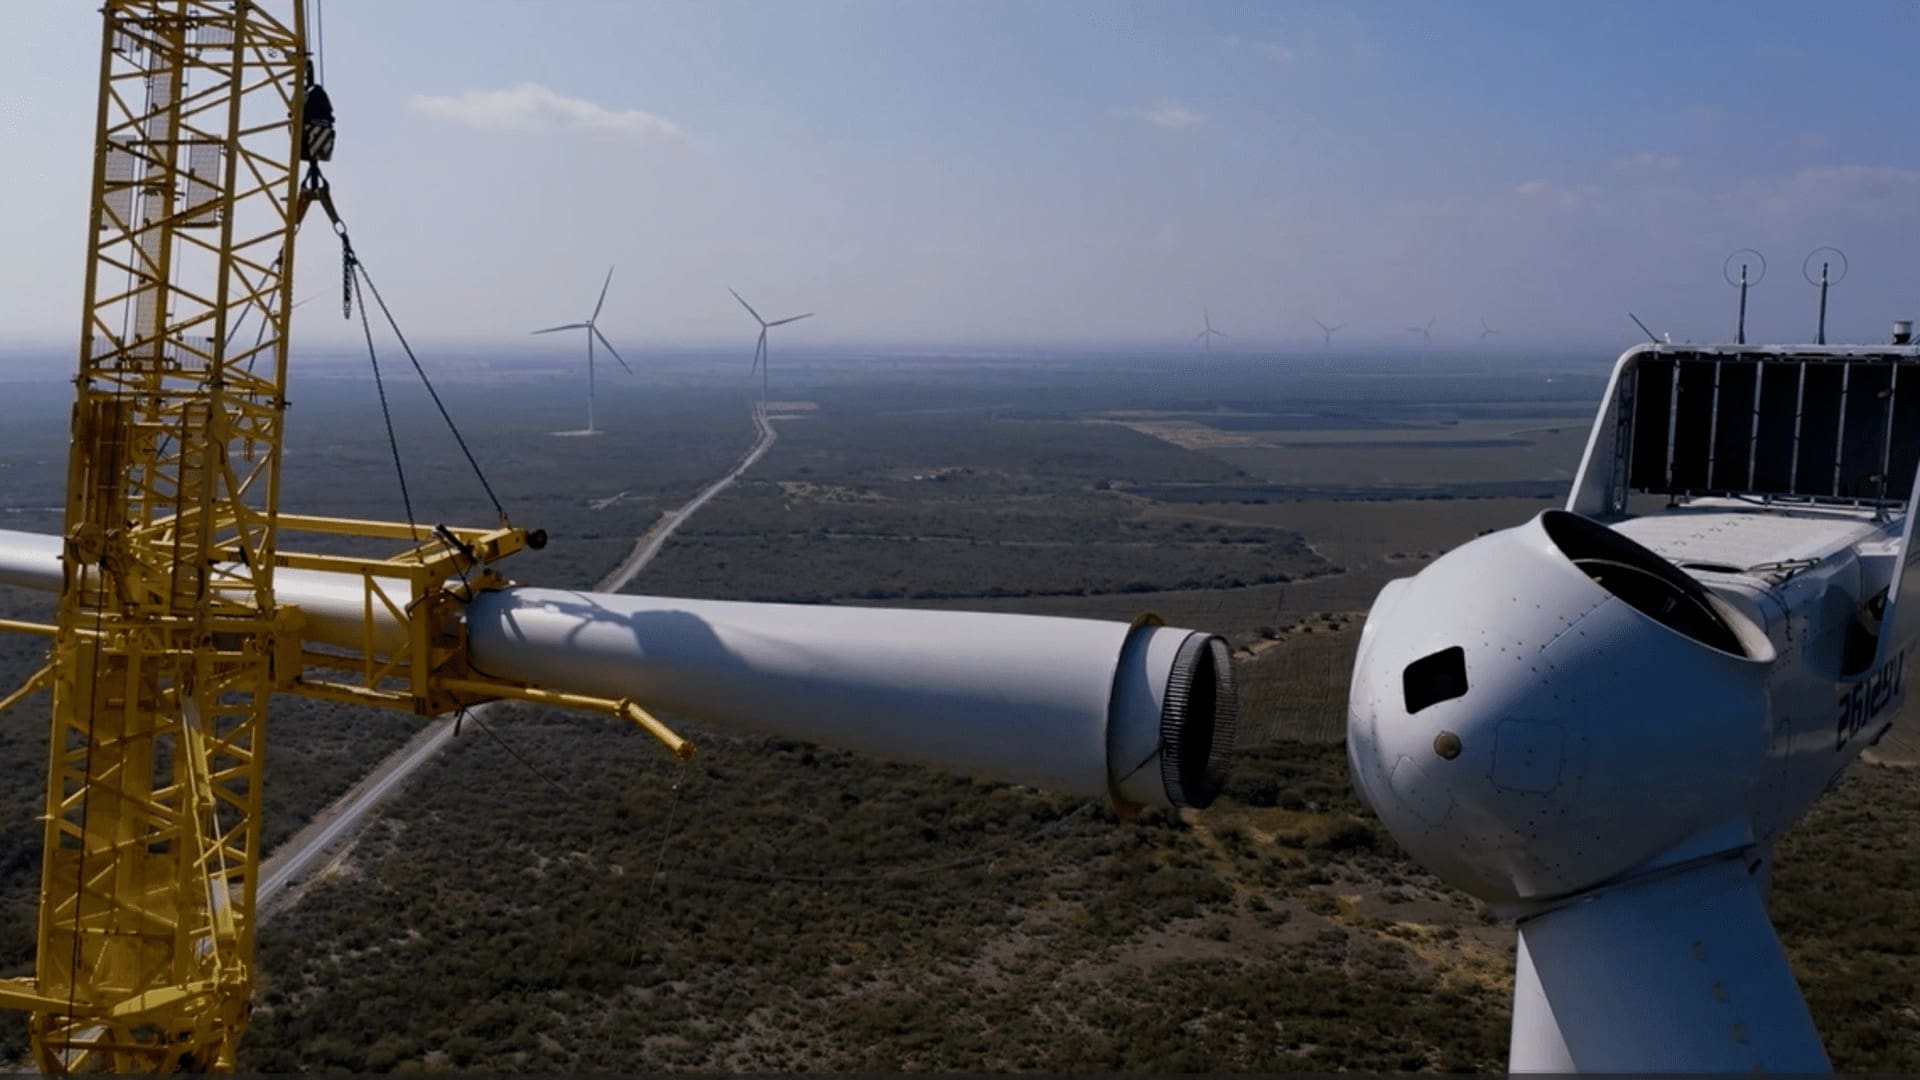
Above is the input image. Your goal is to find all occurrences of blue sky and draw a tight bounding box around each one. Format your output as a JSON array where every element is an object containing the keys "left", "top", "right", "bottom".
[{"left": 2, "top": 1, "right": 1916, "bottom": 351}]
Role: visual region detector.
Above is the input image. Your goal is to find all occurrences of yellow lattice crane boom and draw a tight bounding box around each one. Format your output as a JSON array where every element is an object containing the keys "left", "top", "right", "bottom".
[
  {"left": 0, "top": 3, "right": 1238, "bottom": 1074},
  {"left": 0, "top": 2, "right": 313, "bottom": 1069},
  {"left": 0, "top": 3, "right": 595, "bottom": 1070}
]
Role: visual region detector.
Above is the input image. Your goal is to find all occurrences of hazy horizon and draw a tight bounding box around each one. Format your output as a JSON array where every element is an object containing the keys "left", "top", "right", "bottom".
[{"left": 4, "top": 1, "right": 1917, "bottom": 352}]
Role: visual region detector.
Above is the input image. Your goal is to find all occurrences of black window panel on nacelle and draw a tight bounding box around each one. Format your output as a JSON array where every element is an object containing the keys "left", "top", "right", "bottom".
[
  {"left": 1625, "top": 352, "right": 1920, "bottom": 506},
  {"left": 1753, "top": 362, "right": 1802, "bottom": 493},
  {"left": 1795, "top": 363, "right": 1845, "bottom": 497},
  {"left": 1891, "top": 367, "right": 1920, "bottom": 500},
  {"left": 1840, "top": 362, "right": 1893, "bottom": 499},
  {"left": 1710, "top": 360, "right": 1759, "bottom": 491},
  {"left": 1628, "top": 357, "right": 1675, "bottom": 492},
  {"left": 1670, "top": 359, "right": 1717, "bottom": 492},
  {"left": 1403, "top": 646, "right": 1469, "bottom": 715}
]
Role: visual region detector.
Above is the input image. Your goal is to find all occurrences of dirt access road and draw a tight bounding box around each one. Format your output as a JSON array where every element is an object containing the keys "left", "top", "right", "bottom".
[{"left": 257, "top": 405, "right": 778, "bottom": 915}]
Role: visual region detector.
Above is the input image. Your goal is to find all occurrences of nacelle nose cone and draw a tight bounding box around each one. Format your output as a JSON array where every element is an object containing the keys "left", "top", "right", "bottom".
[{"left": 1348, "top": 513, "right": 1771, "bottom": 905}]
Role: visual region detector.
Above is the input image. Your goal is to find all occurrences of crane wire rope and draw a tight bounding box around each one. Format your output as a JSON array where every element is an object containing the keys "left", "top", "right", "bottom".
[
  {"left": 452, "top": 705, "right": 570, "bottom": 799},
  {"left": 306, "top": 0, "right": 323, "bottom": 86},
  {"left": 343, "top": 247, "right": 424, "bottom": 558},
  {"left": 622, "top": 757, "right": 691, "bottom": 967},
  {"left": 347, "top": 251, "right": 508, "bottom": 522}
]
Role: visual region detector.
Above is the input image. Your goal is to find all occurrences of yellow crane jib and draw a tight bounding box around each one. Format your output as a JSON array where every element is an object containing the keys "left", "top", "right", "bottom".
[{"left": 0, "top": 3, "right": 662, "bottom": 1071}]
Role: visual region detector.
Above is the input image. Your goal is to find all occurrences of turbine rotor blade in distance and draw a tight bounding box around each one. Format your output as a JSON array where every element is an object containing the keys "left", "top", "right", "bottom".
[
  {"left": 767, "top": 313, "right": 813, "bottom": 327},
  {"left": 592, "top": 325, "right": 635, "bottom": 375},
  {"left": 729, "top": 287, "right": 767, "bottom": 327},
  {"left": 532, "top": 322, "right": 591, "bottom": 335},
  {"left": 593, "top": 267, "right": 615, "bottom": 321}
]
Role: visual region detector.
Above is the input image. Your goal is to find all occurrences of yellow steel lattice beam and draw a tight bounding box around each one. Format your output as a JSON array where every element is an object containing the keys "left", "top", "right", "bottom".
[{"left": 23, "top": 2, "right": 305, "bottom": 1071}]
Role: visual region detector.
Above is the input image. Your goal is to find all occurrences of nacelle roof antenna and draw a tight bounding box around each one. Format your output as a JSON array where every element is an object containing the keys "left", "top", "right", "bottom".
[
  {"left": 1803, "top": 246, "right": 1848, "bottom": 345},
  {"left": 1724, "top": 248, "right": 1766, "bottom": 345}
]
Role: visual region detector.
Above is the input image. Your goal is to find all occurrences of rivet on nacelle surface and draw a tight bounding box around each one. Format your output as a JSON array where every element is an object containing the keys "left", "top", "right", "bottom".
[{"left": 1432, "top": 731, "right": 1463, "bottom": 760}]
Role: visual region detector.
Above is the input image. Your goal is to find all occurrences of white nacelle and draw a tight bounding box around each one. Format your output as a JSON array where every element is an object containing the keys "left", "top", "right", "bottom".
[
  {"left": 1348, "top": 510, "right": 1776, "bottom": 907},
  {"left": 1350, "top": 341, "right": 1920, "bottom": 1071}
]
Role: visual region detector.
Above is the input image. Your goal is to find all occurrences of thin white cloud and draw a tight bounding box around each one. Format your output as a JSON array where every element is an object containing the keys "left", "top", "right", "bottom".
[
  {"left": 1510, "top": 180, "right": 1586, "bottom": 207},
  {"left": 1249, "top": 39, "right": 1296, "bottom": 63},
  {"left": 1142, "top": 99, "right": 1206, "bottom": 130},
  {"left": 1743, "top": 164, "right": 1920, "bottom": 221},
  {"left": 409, "top": 82, "right": 684, "bottom": 141},
  {"left": 1612, "top": 150, "right": 1682, "bottom": 174}
]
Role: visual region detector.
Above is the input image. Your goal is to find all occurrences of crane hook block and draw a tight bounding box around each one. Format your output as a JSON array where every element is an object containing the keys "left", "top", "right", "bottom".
[{"left": 301, "top": 63, "right": 335, "bottom": 163}]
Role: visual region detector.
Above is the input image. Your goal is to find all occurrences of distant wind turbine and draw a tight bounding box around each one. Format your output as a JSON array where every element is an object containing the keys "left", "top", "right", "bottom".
[
  {"left": 1406, "top": 316, "right": 1436, "bottom": 347},
  {"left": 530, "top": 266, "right": 634, "bottom": 435},
  {"left": 1194, "top": 308, "right": 1229, "bottom": 353},
  {"left": 1480, "top": 318, "right": 1501, "bottom": 340},
  {"left": 1313, "top": 319, "right": 1346, "bottom": 348},
  {"left": 730, "top": 288, "right": 813, "bottom": 401}
]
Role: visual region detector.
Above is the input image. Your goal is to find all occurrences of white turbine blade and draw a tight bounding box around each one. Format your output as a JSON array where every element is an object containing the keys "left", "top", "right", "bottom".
[
  {"left": 592, "top": 325, "right": 635, "bottom": 375},
  {"left": 1313, "top": 320, "right": 1329, "bottom": 333},
  {"left": 592, "top": 266, "right": 615, "bottom": 321},
  {"left": 532, "top": 322, "right": 591, "bottom": 335},
  {"left": 1194, "top": 330, "right": 1210, "bottom": 342},
  {"left": 1332, "top": 323, "right": 1346, "bottom": 332},
  {"left": 1509, "top": 857, "right": 1827, "bottom": 1072},
  {"left": 750, "top": 330, "right": 766, "bottom": 374},
  {"left": 767, "top": 313, "right": 813, "bottom": 328},
  {"left": 729, "top": 287, "right": 767, "bottom": 328}
]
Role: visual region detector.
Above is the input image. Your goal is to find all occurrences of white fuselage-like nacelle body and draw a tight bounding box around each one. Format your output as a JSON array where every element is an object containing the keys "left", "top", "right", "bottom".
[
  {"left": 1349, "top": 503, "right": 1895, "bottom": 908},
  {"left": 1349, "top": 343, "right": 1920, "bottom": 1072}
]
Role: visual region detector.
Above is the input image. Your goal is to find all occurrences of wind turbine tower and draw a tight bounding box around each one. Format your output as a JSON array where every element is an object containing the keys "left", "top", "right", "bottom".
[
  {"left": 1194, "top": 307, "right": 1229, "bottom": 353},
  {"left": 1313, "top": 319, "right": 1346, "bottom": 349},
  {"left": 730, "top": 288, "right": 814, "bottom": 401},
  {"left": 530, "top": 266, "right": 635, "bottom": 435}
]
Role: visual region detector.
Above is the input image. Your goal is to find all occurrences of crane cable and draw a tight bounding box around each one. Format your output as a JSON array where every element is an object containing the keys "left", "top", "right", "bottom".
[
  {"left": 345, "top": 243, "right": 509, "bottom": 522},
  {"left": 342, "top": 241, "right": 424, "bottom": 558},
  {"left": 296, "top": 162, "right": 509, "bottom": 532}
]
